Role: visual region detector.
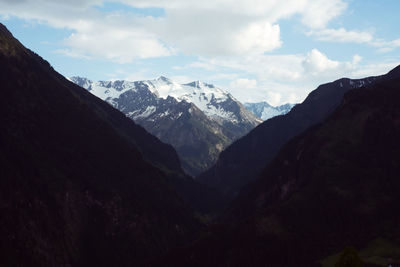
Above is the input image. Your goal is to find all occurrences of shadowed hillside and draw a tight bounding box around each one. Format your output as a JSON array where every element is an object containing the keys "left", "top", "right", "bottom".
[
  {"left": 199, "top": 73, "right": 382, "bottom": 200},
  {"left": 157, "top": 65, "right": 400, "bottom": 267},
  {"left": 0, "top": 23, "right": 207, "bottom": 267}
]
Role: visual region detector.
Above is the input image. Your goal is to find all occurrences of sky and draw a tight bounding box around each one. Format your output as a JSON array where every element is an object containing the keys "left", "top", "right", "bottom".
[{"left": 1, "top": 0, "right": 400, "bottom": 105}]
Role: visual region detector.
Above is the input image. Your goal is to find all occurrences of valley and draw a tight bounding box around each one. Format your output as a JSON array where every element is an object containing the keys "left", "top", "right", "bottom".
[{"left": 1, "top": 3, "right": 400, "bottom": 265}]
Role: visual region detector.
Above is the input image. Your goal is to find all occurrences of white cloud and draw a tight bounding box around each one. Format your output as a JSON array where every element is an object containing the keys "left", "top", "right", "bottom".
[
  {"left": 190, "top": 48, "right": 393, "bottom": 105},
  {"left": 302, "top": 49, "right": 340, "bottom": 74},
  {"left": 0, "top": 0, "right": 103, "bottom": 9},
  {"left": 147, "top": 9, "right": 282, "bottom": 57},
  {"left": 266, "top": 91, "right": 282, "bottom": 106},
  {"left": 54, "top": 48, "right": 91, "bottom": 59},
  {"left": 136, "top": 0, "right": 346, "bottom": 56},
  {"left": 119, "top": 69, "right": 154, "bottom": 81},
  {"left": 230, "top": 78, "right": 258, "bottom": 90},
  {"left": 300, "top": 0, "right": 347, "bottom": 29},
  {"left": 372, "top": 38, "right": 400, "bottom": 53},
  {"left": 0, "top": 0, "right": 350, "bottom": 59},
  {"left": 188, "top": 61, "right": 217, "bottom": 71},
  {"left": 199, "top": 54, "right": 304, "bottom": 82},
  {"left": 0, "top": 1, "right": 172, "bottom": 62},
  {"left": 350, "top": 62, "right": 400, "bottom": 78},
  {"left": 206, "top": 73, "right": 240, "bottom": 82},
  {"left": 63, "top": 24, "right": 172, "bottom": 63},
  {"left": 1, "top": 0, "right": 398, "bottom": 106},
  {"left": 308, "top": 28, "right": 373, "bottom": 43},
  {"left": 308, "top": 27, "right": 400, "bottom": 53},
  {"left": 352, "top": 54, "right": 362, "bottom": 65},
  {"left": 169, "top": 75, "right": 193, "bottom": 84},
  {"left": 123, "top": 0, "right": 346, "bottom": 28},
  {"left": 232, "top": 22, "right": 281, "bottom": 54}
]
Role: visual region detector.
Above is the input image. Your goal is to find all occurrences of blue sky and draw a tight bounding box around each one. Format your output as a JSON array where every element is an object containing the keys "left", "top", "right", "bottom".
[{"left": 1, "top": 0, "right": 399, "bottom": 105}]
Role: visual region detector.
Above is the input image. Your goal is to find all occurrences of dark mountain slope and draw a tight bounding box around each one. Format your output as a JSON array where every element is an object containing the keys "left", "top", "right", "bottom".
[
  {"left": 0, "top": 23, "right": 204, "bottom": 266},
  {"left": 199, "top": 74, "right": 381, "bottom": 199},
  {"left": 159, "top": 65, "right": 400, "bottom": 267},
  {"left": 2, "top": 24, "right": 224, "bottom": 215}
]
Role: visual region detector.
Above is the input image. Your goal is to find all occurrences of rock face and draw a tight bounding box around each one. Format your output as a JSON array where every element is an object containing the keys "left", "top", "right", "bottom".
[
  {"left": 244, "top": 102, "right": 296, "bottom": 120},
  {"left": 198, "top": 74, "right": 382, "bottom": 199},
  {"left": 0, "top": 23, "right": 207, "bottom": 267},
  {"left": 70, "top": 76, "right": 261, "bottom": 176},
  {"left": 157, "top": 65, "right": 400, "bottom": 267}
]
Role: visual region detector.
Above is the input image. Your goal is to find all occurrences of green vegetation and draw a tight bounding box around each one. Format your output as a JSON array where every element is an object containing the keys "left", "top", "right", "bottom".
[
  {"left": 322, "top": 239, "right": 400, "bottom": 267},
  {"left": 360, "top": 238, "right": 400, "bottom": 266},
  {"left": 334, "top": 247, "right": 364, "bottom": 267}
]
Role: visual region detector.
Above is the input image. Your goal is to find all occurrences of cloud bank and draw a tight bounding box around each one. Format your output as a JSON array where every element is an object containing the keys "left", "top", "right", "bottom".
[{"left": 0, "top": 0, "right": 399, "bottom": 105}]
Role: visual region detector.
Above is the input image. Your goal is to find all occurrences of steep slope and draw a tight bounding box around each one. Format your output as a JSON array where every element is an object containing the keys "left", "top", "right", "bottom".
[
  {"left": 199, "top": 74, "right": 382, "bottom": 199},
  {"left": 158, "top": 65, "right": 400, "bottom": 267},
  {"left": 69, "top": 77, "right": 227, "bottom": 212},
  {"left": 0, "top": 23, "right": 204, "bottom": 267},
  {"left": 71, "top": 76, "right": 260, "bottom": 176},
  {"left": 135, "top": 98, "right": 232, "bottom": 175},
  {"left": 244, "top": 101, "right": 296, "bottom": 120}
]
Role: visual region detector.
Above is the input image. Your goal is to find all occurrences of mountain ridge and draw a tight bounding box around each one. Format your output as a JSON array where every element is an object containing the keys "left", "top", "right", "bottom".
[
  {"left": 198, "top": 74, "right": 383, "bottom": 199},
  {"left": 71, "top": 76, "right": 261, "bottom": 176},
  {"left": 156, "top": 64, "right": 400, "bottom": 267},
  {"left": 0, "top": 23, "right": 221, "bottom": 266}
]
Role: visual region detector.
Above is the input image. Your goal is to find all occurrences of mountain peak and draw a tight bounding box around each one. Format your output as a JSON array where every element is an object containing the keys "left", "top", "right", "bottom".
[
  {"left": 194, "top": 80, "right": 203, "bottom": 87},
  {"left": 70, "top": 74, "right": 260, "bottom": 175},
  {"left": 156, "top": 75, "right": 173, "bottom": 84}
]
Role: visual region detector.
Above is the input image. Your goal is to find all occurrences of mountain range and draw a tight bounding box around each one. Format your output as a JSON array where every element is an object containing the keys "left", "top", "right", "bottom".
[
  {"left": 244, "top": 102, "right": 296, "bottom": 120},
  {"left": 70, "top": 76, "right": 261, "bottom": 176},
  {"left": 2, "top": 21, "right": 400, "bottom": 267},
  {"left": 157, "top": 64, "right": 400, "bottom": 267}
]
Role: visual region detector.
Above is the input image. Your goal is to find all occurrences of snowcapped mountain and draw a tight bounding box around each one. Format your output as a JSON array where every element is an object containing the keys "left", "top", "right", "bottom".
[
  {"left": 73, "top": 76, "right": 260, "bottom": 125},
  {"left": 70, "top": 76, "right": 261, "bottom": 176},
  {"left": 244, "top": 102, "right": 296, "bottom": 120},
  {"left": 148, "top": 78, "right": 247, "bottom": 123}
]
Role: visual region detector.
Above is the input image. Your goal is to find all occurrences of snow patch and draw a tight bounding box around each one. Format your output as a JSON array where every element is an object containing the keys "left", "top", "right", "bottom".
[
  {"left": 88, "top": 80, "right": 137, "bottom": 100},
  {"left": 159, "top": 109, "right": 170, "bottom": 118},
  {"left": 129, "top": 106, "right": 156, "bottom": 120}
]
